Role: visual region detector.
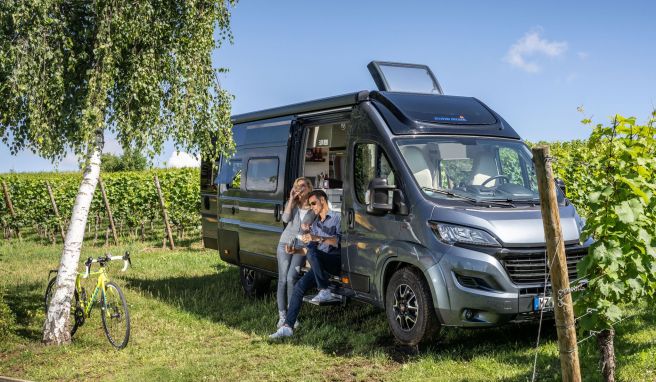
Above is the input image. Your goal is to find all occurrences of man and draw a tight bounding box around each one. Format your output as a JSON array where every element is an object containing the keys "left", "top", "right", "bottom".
[{"left": 269, "top": 189, "right": 341, "bottom": 339}]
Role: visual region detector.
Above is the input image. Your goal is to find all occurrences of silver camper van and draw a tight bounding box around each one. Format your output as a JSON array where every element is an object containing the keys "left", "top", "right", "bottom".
[{"left": 200, "top": 62, "right": 590, "bottom": 345}]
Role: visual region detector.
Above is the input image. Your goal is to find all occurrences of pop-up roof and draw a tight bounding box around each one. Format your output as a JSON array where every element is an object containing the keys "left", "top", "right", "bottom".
[{"left": 367, "top": 61, "right": 443, "bottom": 95}]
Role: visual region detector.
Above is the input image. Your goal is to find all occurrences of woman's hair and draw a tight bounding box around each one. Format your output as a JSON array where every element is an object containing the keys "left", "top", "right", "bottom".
[{"left": 294, "top": 177, "right": 313, "bottom": 192}]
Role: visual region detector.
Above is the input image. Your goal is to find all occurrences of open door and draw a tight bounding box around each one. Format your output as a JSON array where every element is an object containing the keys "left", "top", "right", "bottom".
[{"left": 367, "top": 61, "right": 443, "bottom": 95}]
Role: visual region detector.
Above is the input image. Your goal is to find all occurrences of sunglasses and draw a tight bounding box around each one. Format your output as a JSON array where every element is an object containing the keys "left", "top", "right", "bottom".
[{"left": 309, "top": 201, "right": 319, "bottom": 206}]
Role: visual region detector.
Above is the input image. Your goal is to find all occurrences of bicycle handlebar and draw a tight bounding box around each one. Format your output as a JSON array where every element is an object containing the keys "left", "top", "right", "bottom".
[{"left": 83, "top": 251, "right": 131, "bottom": 278}]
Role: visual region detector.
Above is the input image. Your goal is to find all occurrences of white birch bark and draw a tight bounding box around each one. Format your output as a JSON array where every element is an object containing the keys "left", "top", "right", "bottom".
[{"left": 42, "top": 130, "right": 104, "bottom": 345}]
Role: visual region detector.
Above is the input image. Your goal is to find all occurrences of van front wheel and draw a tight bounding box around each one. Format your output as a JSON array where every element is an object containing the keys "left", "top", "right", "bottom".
[
  {"left": 385, "top": 267, "right": 439, "bottom": 346},
  {"left": 239, "top": 266, "right": 271, "bottom": 298}
]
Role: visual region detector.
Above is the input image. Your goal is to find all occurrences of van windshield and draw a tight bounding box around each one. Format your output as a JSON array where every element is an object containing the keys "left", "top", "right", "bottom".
[{"left": 396, "top": 137, "right": 562, "bottom": 204}]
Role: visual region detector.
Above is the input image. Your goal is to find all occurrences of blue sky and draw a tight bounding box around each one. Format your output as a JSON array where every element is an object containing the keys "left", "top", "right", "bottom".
[{"left": 1, "top": 1, "right": 654, "bottom": 172}]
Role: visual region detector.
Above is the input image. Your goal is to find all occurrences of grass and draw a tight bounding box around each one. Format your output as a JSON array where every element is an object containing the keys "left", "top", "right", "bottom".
[{"left": 0, "top": 239, "right": 654, "bottom": 381}]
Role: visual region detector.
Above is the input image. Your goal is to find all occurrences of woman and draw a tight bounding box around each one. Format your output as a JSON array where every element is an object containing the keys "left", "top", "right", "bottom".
[{"left": 276, "top": 177, "right": 315, "bottom": 328}]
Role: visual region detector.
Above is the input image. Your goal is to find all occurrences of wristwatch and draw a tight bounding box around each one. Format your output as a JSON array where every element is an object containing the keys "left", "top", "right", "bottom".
[{"left": 319, "top": 237, "right": 325, "bottom": 244}]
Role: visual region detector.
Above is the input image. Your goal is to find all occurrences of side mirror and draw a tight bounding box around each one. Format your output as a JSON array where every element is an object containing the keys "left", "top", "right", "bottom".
[
  {"left": 366, "top": 178, "right": 395, "bottom": 214},
  {"left": 555, "top": 178, "right": 567, "bottom": 197},
  {"left": 393, "top": 189, "right": 409, "bottom": 216}
]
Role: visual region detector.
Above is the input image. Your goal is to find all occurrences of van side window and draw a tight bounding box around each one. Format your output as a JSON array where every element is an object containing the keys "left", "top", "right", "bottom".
[
  {"left": 354, "top": 143, "right": 396, "bottom": 204},
  {"left": 216, "top": 157, "right": 242, "bottom": 191},
  {"left": 201, "top": 159, "right": 217, "bottom": 191},
  {"left": 246, "top": 157, "right": 279, "bottom": 192}
]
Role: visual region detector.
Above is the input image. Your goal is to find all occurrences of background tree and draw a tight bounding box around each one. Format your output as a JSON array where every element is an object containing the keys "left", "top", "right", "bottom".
[
  {"left": 0, "top": 0, "right": 236, "bottom": 345},
  {"left": 99, "top": 147, "right": 149, "bottom": 172}
]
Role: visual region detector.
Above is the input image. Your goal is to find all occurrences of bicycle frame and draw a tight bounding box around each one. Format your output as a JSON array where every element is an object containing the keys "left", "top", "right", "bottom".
[{"left": 75, "top": 267, "right": 110, "bottom": 318}]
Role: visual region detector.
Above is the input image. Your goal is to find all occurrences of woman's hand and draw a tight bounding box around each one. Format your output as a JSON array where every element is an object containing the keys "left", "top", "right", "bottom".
[
  {"left": 301, "top": 233, "right": 313, "bottom": 244},
  {"left": 288, "top": 188, "right": 299, "bottom": 204},
  {"left": 284, "top": 243, "right": 295, "bottom": 254}
]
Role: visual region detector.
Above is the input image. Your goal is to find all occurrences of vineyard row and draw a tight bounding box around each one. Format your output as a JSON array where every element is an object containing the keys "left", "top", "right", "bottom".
[{"left": 0, "top": 168, "right": 200, "bottom": 244}]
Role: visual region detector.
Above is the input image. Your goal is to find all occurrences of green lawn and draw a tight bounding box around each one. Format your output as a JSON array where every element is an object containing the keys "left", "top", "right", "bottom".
[{"left": 1, "top": 240, "right": 654, "bottom": 381}]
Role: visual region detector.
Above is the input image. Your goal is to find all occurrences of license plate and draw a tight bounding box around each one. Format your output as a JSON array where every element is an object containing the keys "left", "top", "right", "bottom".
[{"left": 533, "top": 295, "right": 554, "bottom": 312}]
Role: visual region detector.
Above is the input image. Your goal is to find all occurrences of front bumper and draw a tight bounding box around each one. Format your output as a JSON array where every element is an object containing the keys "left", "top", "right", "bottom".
[{"left": 428, "top": 241, "right": 589, "bottom": 327}]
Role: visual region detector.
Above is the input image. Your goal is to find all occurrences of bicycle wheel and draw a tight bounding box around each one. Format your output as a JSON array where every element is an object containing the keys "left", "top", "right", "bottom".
[
  {"left": 44, "top": 278, "right": 82, "bottom": 336},
  {"left": 101, "top": 281, "right": 130, "bottom": 349}
]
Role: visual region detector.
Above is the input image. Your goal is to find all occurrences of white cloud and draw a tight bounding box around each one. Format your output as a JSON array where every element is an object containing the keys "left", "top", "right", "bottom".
[
  {"left": 577, "top": 51, "right": 589, "bottom": 60},
  {"left": 504, "top": 29, "right": 568, "bottom": 73},
  {"left": 167, "top": 151, "right": 200, "bottom": 168}
]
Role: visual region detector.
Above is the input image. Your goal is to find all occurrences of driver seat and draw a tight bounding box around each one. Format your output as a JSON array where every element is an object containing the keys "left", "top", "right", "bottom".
[
  {"left": 470, "top": 155, "right": 499, "bottom": 186},
  {"left": 400, "top": 146, "right": 433, "bottom": 189}
]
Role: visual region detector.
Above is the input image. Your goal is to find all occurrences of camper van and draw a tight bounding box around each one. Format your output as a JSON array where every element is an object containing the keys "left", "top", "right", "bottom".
[{"left": 200, "top": 61, "right": 590, "bottom": 345}]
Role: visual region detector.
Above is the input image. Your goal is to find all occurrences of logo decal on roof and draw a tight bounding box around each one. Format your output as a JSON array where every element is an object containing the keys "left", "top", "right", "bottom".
[{"left": 433, "top": 115, "right": 468, "bottom": 122}]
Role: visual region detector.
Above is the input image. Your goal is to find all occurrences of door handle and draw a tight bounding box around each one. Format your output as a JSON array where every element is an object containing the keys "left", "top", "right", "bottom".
[
  {"left": 274, "top": 204, "right": 281, "bottom": 222},
  {"left": 348, "top": 209, "right": 355, "bottom": 229}
]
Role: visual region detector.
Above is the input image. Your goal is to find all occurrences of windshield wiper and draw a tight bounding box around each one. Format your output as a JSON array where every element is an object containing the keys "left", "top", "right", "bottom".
[
  {"left": 421, "top": 187, "right": 515, "bottom": 207},
  {"left": 488, "top": 198, "right": 539, "bottom": 206}
]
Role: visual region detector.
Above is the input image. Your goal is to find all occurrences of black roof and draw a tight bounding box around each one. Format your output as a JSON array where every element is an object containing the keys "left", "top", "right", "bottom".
[
  {"left": 370, "top": 92, "right": 520, "bottom": 139},
  {"left": 231, "top": 90, "right": 520, "bottom": 140}
]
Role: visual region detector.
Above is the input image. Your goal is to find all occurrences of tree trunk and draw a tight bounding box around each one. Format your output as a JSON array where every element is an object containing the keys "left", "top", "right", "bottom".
[
  {"left": 42, "top": 130, "right": 103, "bottom": 346},
  {"left": 597, "top": 329, "right": 616, "bottom": 382}
]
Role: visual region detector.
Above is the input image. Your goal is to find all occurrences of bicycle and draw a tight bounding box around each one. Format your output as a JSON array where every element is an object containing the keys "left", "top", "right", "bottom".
[{"left": 44, "top": 252, "right": 132, "bottom": 349}]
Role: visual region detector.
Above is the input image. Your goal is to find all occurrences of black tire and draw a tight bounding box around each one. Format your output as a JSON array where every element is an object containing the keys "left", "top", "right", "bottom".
[
  {"left": 101, "top": 281, "right": 130, "bottom": 349},
  {"left": 44, "top": 277, "right": 82, "bottom": 336},
  {"left": 385, "top": 267, "right": 440, "bottom": 346},
  {"left": 239, "top": 266, "right": 272, "bottom": 298}
]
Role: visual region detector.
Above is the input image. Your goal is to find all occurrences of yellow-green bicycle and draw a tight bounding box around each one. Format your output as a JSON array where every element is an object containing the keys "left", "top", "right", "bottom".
[{"left": 45, "top": 252, "right": 132, "bottom": 349}]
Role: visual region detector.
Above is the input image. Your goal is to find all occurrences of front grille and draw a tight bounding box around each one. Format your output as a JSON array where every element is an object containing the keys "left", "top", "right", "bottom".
[{"left": 500, "top": 246, "right": 587, "bottom": 285}]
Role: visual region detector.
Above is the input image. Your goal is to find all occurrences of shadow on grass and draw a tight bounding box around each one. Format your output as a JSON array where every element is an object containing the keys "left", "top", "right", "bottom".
[
  {"left": 4, "top": 281, "right": 46, "bottom": 341},
  {"left": 122, "top": 265, "right": 570, "bottom": 373}
]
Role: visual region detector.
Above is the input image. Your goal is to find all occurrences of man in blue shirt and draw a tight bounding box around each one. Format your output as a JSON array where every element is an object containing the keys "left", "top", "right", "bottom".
[{"left": 270, "top": 189, "right": 341, "bottom": 339}]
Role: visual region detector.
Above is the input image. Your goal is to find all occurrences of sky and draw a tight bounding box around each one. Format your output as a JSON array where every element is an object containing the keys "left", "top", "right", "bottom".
[{"left": 1, "top": 0, "right": 655, "bottom": 173}]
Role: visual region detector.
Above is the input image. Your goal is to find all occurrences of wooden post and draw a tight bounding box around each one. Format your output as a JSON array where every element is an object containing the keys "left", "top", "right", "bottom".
[
  {"left": 154, "top": 175, "right": 175, "bottom": 249},
  {"left": 46, "top": 181, "right": 66, "bottom": 242},
  {"left": 2, "top": 180, "right": 21, "bottom": 239},
  {"left": 532, "top": 146, "right": 581, "bottom": 382},
  {"left": 98, "top": 177, "right": 119, "bottom": 245}
]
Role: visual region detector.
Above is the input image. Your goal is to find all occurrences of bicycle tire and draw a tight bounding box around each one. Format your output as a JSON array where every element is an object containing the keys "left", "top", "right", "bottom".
[
  {"left": 101, "top": 281, "right": 130, "bottom": 349},
  {"left": 44, "top": 277, "right": 81, "bottom": 336}
]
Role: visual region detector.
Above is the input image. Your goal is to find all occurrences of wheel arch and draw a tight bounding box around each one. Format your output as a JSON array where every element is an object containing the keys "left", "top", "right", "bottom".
[{"left": 379, "top": 256, "right": 448, "bottom": 325}]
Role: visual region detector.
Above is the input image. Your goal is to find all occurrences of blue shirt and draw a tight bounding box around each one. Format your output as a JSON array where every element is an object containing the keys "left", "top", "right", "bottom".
[{"left": 310, "top": 210, "right": 341, "bottom": 253}]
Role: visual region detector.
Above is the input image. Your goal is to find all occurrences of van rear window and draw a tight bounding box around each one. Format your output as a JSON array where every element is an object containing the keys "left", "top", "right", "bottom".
[{"left": 384, "top": 93, "right": 497, "bottom": 125}]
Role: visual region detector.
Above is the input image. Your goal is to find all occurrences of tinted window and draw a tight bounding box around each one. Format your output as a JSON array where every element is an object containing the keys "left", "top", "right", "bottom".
[
  {"left": 216, "top": 157, "right": 242, "bottom": 190},
  {"left": 200, "top": 160, "right": 216, "bottom": 190},
  {"left": 384, "top": 93, "right": 496, "bottom": 125},
  {"left": 233, "top": 119, "right": 291, "bottom": 147},
  {"left": 246, "top": 157, "right": 279, "bottom": 192}
]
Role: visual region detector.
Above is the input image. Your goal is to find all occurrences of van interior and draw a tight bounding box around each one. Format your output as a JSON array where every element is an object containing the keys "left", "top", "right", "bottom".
[{"left": 301, "top": 121, "right": 349, "bottom": 211}]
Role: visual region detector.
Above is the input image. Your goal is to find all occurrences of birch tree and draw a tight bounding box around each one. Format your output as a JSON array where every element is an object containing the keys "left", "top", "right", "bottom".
[{"left": 0, "top": 0, "right": 236, "bottom": 345}]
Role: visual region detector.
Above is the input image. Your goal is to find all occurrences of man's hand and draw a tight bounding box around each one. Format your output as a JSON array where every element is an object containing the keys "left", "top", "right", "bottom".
[{"left": 301, "top": 233, "right": 313, "bottom": 244}]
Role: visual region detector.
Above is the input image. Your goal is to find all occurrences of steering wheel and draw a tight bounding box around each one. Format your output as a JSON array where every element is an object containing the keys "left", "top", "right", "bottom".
[{"left": 480, "top": 175, "right": 510, "bottom": 188}]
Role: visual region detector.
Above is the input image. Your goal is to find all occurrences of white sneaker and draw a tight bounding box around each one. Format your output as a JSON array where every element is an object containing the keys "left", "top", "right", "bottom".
[
  {"left": 310, "top": 289, "right": 333, "bottom": 303},
  {"left": 269, "top": 325, "right": 293, "bottom": 339},
  {"left": 277, "top": 311, "right": 286, "bottom": 329}
]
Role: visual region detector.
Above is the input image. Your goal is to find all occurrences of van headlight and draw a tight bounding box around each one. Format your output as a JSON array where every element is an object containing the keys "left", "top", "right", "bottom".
[{"left": 430, "top": 222, "right": 501, "bottom": 247}]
